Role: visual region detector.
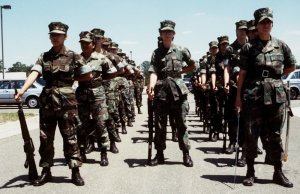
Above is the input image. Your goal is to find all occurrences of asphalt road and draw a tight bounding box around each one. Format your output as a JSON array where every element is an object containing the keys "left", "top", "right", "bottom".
[{"left": 0, "top": 93, "right": 299, "bottom": 194}]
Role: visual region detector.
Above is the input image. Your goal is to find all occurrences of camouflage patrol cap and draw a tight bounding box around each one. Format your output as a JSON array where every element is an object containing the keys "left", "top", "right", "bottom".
[
  {"left": 209, "top": 41, "right": 218, "bottom": 48},
  {"left": 159, "top": 20, "right": 176, "bottom": 31},
  {"left": 111, "top": 42, "right": 119, "bottom": 49},
  {"left": 48, "top": 22, "right": 68, "bottom": 34},
  {"left": 91, "top": 28, "right": 105, "bottom": 38},
  {"left": 247, "top": 20, "right": 256, "bottom": 31},
  {"left": 254, "top": 7, "right": 273, "bottom": 24},
  {"left": 235, "top": 20, "right": 248, "bottom": 30},
  {"left": 79, "top": 31, "right": 94, "bottom": 42},
  {"left": 217, "top": 35, "right": 229, "bottom": 44}
]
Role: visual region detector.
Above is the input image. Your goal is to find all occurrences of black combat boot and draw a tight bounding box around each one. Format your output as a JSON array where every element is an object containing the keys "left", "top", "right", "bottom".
[
  {"left": 171, "top": 128, "right": 178, "bottom": 142},
  {"left": 71, "top": 167, "right": 84, "bottom": 186},
  {"left": 85, "top": 136, "right": 95, "bottom": 154},
  {"left": 183, "top": 151, "right": 193, "bottom": 167},
  {"left": 225, "top": 142, "right": 235, "bottom": 154},
  {"left": 149, "top": 150, "right": 165, "bottom": 166},
  {"left": 273, "top": 163, "right": 293, "bottom": 188},
  {"left": 100, "top": 148, "right": 109, "bottom": 166},
  {"left": 115, "top": 127, "right": 122, "bottom": 142},
  {"left": 243, "top": 159, "right": 255, "bottom": 186},
  {"left": 121, "top": 122, "right": 127, "bottom": 134},
  {"left": 211, "top": 132, "right": 218, "bottom": 142},
  {"left": 138, "top": 107, "right": 142, "bottom": 114},
  {"left": 110, "top": 141, "right": 119, "bottom": 154},
  {"left": 80, "top": 147, "right": 87, "bottom": 163},
  {"left": 127, "top": 118, "right": 133, "bottom": 127},
  {"left": 33, "top": 167, "right": 52, "bottom": 186},
  {"left": 237, "top": 152, "right": 246, "bottom": 167}
]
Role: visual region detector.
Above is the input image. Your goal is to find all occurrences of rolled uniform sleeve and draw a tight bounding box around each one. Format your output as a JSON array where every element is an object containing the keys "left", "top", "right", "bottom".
[
  {"left": 74, "top": 53, "right": 91, "bottom": 77},
  {"left": 282, "top": 41, "right": 297, "bottom": 68},
  {"left": 239, "top": 43, "right": 251, "bottom": 71},
  {"left": 31, "top": 53, "right": 44, "bottom": 75},
  {"left": 148, "top": 52, "right": 157, "bottom": 73}
]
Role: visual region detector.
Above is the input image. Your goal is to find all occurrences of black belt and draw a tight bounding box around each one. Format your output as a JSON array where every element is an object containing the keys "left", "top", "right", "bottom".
[{"left": 78, "top": 81, "right": 102, "bottom": 88}]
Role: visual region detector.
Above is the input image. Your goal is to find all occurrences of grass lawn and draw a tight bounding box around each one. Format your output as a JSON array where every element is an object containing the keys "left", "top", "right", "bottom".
[{"left": 0, "top": 113, "right": 36, "bottom": 124}]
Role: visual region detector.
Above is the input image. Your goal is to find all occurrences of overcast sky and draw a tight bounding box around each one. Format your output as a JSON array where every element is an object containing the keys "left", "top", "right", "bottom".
[{"left": 1, "top": 0, "right": 300, "bottom": 70}]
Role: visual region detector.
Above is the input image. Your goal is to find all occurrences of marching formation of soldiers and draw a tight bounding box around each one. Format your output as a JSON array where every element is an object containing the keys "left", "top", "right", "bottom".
[
  {"left": 189, "top": 7, "right": 296, "bottom": 188},
  {"left": 15, "top": 6, "right": 296, "bottom": 189},
  {"left": 15, "top": 22, "right": 144, "bottom": 186}
]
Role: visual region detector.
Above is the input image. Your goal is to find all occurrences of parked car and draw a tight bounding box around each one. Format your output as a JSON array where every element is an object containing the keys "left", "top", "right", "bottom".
[
  {"left": 282, "top": 69, "right": 300, "bottom": 100},
  {"left": 0, "top": 79, "right": 43, "bottom": 108}
]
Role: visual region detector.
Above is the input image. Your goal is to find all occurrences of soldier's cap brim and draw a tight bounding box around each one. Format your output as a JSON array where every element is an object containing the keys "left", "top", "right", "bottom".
[
  {"left": 219, "top": 40, "right": 229, "bottom": 44},
  {"left": 237, "top": 25, "right": 248, "bottom": 30},
  {"left": 49, "top": 30, "right": 66, "bottom": 34},
  {"left": 248, "top": 26, "right": 256, "bottom": 31},
  {"left": 210, "top": 45, "right": 218, "bottom": 48},
  {"left": 258, "top": 16, "right": 273, "bottom": 23},
  {"left": 79, "top": 38, "right": 93, "bottom": 43},
  {"left": 94, "top": 34, "right": 104, "bottom": 38},
  {"left": 160, "top": 27, "right": 175, "bottom": 31}
]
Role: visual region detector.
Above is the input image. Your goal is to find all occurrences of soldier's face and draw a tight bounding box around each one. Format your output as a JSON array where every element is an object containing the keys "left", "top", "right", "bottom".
[
  {"left": 49, "top": 33, "right": 66, "bottom": 47},
  {"left": 236, "top": 28, "right": 247, "bottom": 40},
  {"left": 257, "top": 19, "right": 273, "bottom": 34},
  {"left": 80, "top": 41, "right": 94, "bottom": 53},
  {"left": 160, "top": 30, "right": 175, "bottom": 42},
  {"left": 210, "top": 47, "right": 219, "bottom": 55}
]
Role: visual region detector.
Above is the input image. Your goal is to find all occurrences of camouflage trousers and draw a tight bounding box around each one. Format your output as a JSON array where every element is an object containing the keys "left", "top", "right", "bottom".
[
  {"left": 103, "top": 80, "right": 120, "bottom": 141},
  {"left": 242, "top": 101, "right": 285, "bottom": 163},
  {"left": 128, "top": 80, "right": 135, "bottom": 119},
  {"left": 134, "top": 86, "right": 143, "bottom": 108},
  {"left": 39, "top": 107, "right": 82, "bottom": 169},
  {"left": 153, "top": 95, "right": 190, "bottom": 152},
  {"left": 77, "top": 100, "right": 109, "bottom": 149}
]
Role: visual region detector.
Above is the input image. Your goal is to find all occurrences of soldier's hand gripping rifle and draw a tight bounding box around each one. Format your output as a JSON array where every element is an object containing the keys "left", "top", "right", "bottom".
[
  {"left": 283, "top": 81, "right": 294, "bottom": 162},
  {"left": 147, "top": 98, "right": 154, "bottom": 165},
  {"left": 14, "top": 88, "right": 38, "bottom": 183}
]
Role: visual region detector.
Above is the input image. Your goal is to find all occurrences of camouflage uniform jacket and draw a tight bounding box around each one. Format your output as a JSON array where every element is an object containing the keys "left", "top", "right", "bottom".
[
  {"left": 31, "top": 46, "right": 90, "bottom": 111},
  {"left": 149, "top": 44, "right": 194, "bottom": 101},
  {"left": 240, "top": 36, "right": 297, "bottom": 104},
  {"left": 77, "top": 51, "right": 117, "bottom": 101}
]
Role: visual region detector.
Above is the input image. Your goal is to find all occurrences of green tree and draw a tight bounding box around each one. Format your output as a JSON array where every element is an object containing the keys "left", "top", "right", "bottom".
[{"left": 7, "top": 62, "right": 33, "bottom": 75}]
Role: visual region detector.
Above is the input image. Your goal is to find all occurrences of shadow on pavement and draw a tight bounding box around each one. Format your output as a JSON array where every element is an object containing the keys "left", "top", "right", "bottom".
[
  {"left": 197, "top": 147, "right": 223, "bottom": 154},
  {"left": 0, "top": 175, "right": 30, "bottom": 189},
  {"left": 204, "top": 158, "right": 235, "bottom": 167},
  {"left": 201, "top": 174, "right": 272, "bottom": 187},
  {"left": 124, "top": 158, "right": 148, "bottom": 168},
  {"left": 131, "top": 137, "right": 148, "bottom": 144}
]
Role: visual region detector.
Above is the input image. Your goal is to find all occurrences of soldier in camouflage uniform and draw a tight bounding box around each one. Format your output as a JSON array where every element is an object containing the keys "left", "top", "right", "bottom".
[
  {"left": 147, "top": 20, "right": 195, "bottom": 167},
  {"left": 199, "top": 41, "right": 219, "bottom": 138},
  {"left": 76, "top": 31, "right": 118, "bottom": 166},
  {"left": 236, "top": 8, "right": 296, "bottom": 187},
  {"left": 106, "top": 41, "right": 133, "bottom": 131},
  {"left": 247, "top": 20, "right": 257, "bottom": 41},
  {"left": 133, "top": 67, "right": 145, "bottom": 114},
  {"left": 92, "top": 29, "right": 122, "bottom": 153},
  {"left": 15, "top": 22, "right": 89, "bottom": 186}
]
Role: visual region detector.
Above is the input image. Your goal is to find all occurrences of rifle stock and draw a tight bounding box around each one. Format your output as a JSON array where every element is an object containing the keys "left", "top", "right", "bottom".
[
  {"left": 147, "top": 98, "right": 154, "bottom": 165},
  {"left": 15, "top": 88, "right": 39, "bottom": 182}
]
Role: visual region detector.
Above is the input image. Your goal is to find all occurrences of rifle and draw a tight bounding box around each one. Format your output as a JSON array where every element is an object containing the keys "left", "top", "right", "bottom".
[
  {"left": 233, "top": 110, "right": 240, "bottom": 187},
  {"left": 222, "top": 93, "right": 229, "bottom": 153},
  {"left": 147, "top": 98, "right": 154, "bottom": 165},
  {"left": 283, "top": 81, "right": 294, "bottom": 162},
  {"left": 15, "top": 88, "right": 39, "bottom": 183}
]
